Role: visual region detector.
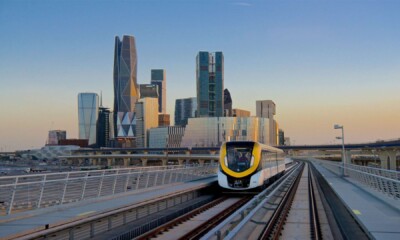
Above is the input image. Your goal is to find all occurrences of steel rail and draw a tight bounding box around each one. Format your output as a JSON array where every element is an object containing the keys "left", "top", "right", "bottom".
[
  {"left": 215, "top": 162, "right": 303, "bottom": 240},
  {"left": 177, "top": 196, "right": 251, "bottom": 240},
  {"left": 135, "top": 196, "right": 252, "bottom": 240},
  {"left": 308, "top": 165, "right": 322, "bottom": 240},
  {"left": 135, "top": 196, "right": 229, "bottom": 240},
  {"left": 258, "top": 163, "right": 304, "bottom": 239}
]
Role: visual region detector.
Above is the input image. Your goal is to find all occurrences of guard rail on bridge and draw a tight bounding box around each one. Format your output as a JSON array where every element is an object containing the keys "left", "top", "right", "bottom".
[
  {"left": 0, "top": 164, "right": 218, "bottom": 215},
  {"left": 312, "top": 160, "right": 400, "bottom": 200}
]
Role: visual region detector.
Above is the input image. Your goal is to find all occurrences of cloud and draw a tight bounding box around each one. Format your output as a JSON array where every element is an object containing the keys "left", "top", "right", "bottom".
[{"left": 233, "top": 2, "right": 253, "bottom": 7}]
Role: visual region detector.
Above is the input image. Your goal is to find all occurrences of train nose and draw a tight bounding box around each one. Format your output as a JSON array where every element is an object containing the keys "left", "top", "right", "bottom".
[{"left": 234, "top": 180, "right": 244, "bottom": 188}]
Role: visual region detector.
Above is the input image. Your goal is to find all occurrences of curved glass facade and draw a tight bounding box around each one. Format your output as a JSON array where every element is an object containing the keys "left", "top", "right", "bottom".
[{"left": 78, "top": 93, "right": 99, "bottom": 146}]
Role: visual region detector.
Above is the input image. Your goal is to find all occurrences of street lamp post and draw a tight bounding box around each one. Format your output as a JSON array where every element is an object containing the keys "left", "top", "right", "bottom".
[{"left": 334, "top": 124, "right": 345, "bottom": 176}]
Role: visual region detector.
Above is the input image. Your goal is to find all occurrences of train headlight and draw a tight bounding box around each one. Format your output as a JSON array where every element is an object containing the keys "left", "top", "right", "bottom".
[
  {"left": 224, "top": 156, "right": 228, "bottom": 166},
  {"left": 250, "top": 155, "right": 255, "bottom": 166}
]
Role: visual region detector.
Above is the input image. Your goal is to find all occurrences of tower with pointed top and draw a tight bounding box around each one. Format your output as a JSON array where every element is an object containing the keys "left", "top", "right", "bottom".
[{"left": 113, "top": 35, "right": 138, "bottom": 138}]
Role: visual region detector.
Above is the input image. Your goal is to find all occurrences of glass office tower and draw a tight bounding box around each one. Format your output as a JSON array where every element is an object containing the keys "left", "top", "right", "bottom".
[
  {"left": 113, "top": 35, "right": 138, "bottom": 138},
  {"left": 174, "top": 97, "right": 197, "bottom": 126},
  {"left": 97, "top": 106, "right": 112, "bottom": 147},
  {"left": 196, "top": 52, "right": 224, "bottom": 117},
  {"left": 151, "top": 69, "right": 166, "bottom": 113},
  {"left": 78, "top": 93, "right": 99, "bottom": 146}
]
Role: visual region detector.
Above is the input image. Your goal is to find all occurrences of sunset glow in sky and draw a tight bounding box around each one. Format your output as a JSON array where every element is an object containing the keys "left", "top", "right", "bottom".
[{"left": 1, "top": 0, "right": 399, "bottom": 151}]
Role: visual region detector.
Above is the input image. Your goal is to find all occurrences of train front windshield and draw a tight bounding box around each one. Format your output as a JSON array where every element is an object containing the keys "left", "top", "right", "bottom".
[{"left": 225, "top": 142, "right": 254, "bottom": 173}]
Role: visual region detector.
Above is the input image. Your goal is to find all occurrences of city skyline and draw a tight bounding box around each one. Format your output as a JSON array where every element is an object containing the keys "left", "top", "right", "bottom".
[{"left": 1, "top": 0, "right": 400, "bottom": 151}]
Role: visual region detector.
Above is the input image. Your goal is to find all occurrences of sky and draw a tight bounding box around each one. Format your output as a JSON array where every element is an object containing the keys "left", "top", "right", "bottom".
[{"left": 0, "top": 0, "right": 399, "bottom": 151}]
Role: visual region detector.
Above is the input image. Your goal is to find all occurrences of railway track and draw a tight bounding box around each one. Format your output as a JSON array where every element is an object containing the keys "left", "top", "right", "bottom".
[
  {"left": 136, "top": 196, "right": 251, "bottom": 240},
  {"left": 201, "top": 162, "right": 304, "bottom": 240},
  {"left": 261, "top": 163, "right": 327, "bottom": 239},
  {"left": 203, "top": 161, "right": 367, "bottom": 240}
]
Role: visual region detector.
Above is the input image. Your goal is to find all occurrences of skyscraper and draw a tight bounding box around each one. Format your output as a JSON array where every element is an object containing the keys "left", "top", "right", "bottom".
[
  {"left": 78, "top": 93, "right": 99, "bottom": 146},
  {"left": 174, "top": 97, "right": 197, "bottom": 126},
  {"left": 97, "top": 106, "right": 112, "bottom": 148},
  {"left": 224, "top": 88, "right": 232, "bottom": 117},
  {"left": 256, "top": 100, "right": 276, "bottom": 119},
  {"left": 151, "top": 69, "right": 166, "bottom": 113},
  {"left": 256, "top": 100, "right": 277, "bottom": 145},
  {"left": 278, "top": 129, "right": 285, "bottom": 146},
  {"left": 113, "top": 35, "right": 138, "bottom": 138},
  {"left": 196, "top": 51, "right": 224, "bottom": 117},
  {"left": 135, "top": 98, "right": 159, "bottom": 148}
]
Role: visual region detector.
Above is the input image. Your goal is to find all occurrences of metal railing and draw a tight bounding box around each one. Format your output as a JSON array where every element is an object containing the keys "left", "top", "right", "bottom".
[
  {"left": 344, "top": 163, "right": 400, "bottom": 180},
  {"left": 314, "top": 160, "right": 400, "bottom": 200},
  {"left": 0, "top": 164, "right": 217, "bottom": 215}
]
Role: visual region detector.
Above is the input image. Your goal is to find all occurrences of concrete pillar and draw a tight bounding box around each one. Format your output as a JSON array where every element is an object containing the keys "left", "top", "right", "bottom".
[
  {"left": 123, "top": 158, "right": 129, "bottom": 167},
  {"left": 345, "top": 150, "right": 352, "bottom": 165},
  {"left": 161, "top": 159, "right": 167, "bottom": 166},
  {"left": 390, "top": 152, "right": 397, "bottom": 171},
  {"left": 107, "top": 158, "right": 113, "bottom": 167},
  {"left": 141, "top": 158, "right": 148, "bottom": 166},
  {"left": 377, "top": 150, "right": 397, "bottom": 170}
]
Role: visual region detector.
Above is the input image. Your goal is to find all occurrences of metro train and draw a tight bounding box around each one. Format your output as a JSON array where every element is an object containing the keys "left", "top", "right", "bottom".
[{"left": 218, "top": 141, "right": 286, "bottom": 190}]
